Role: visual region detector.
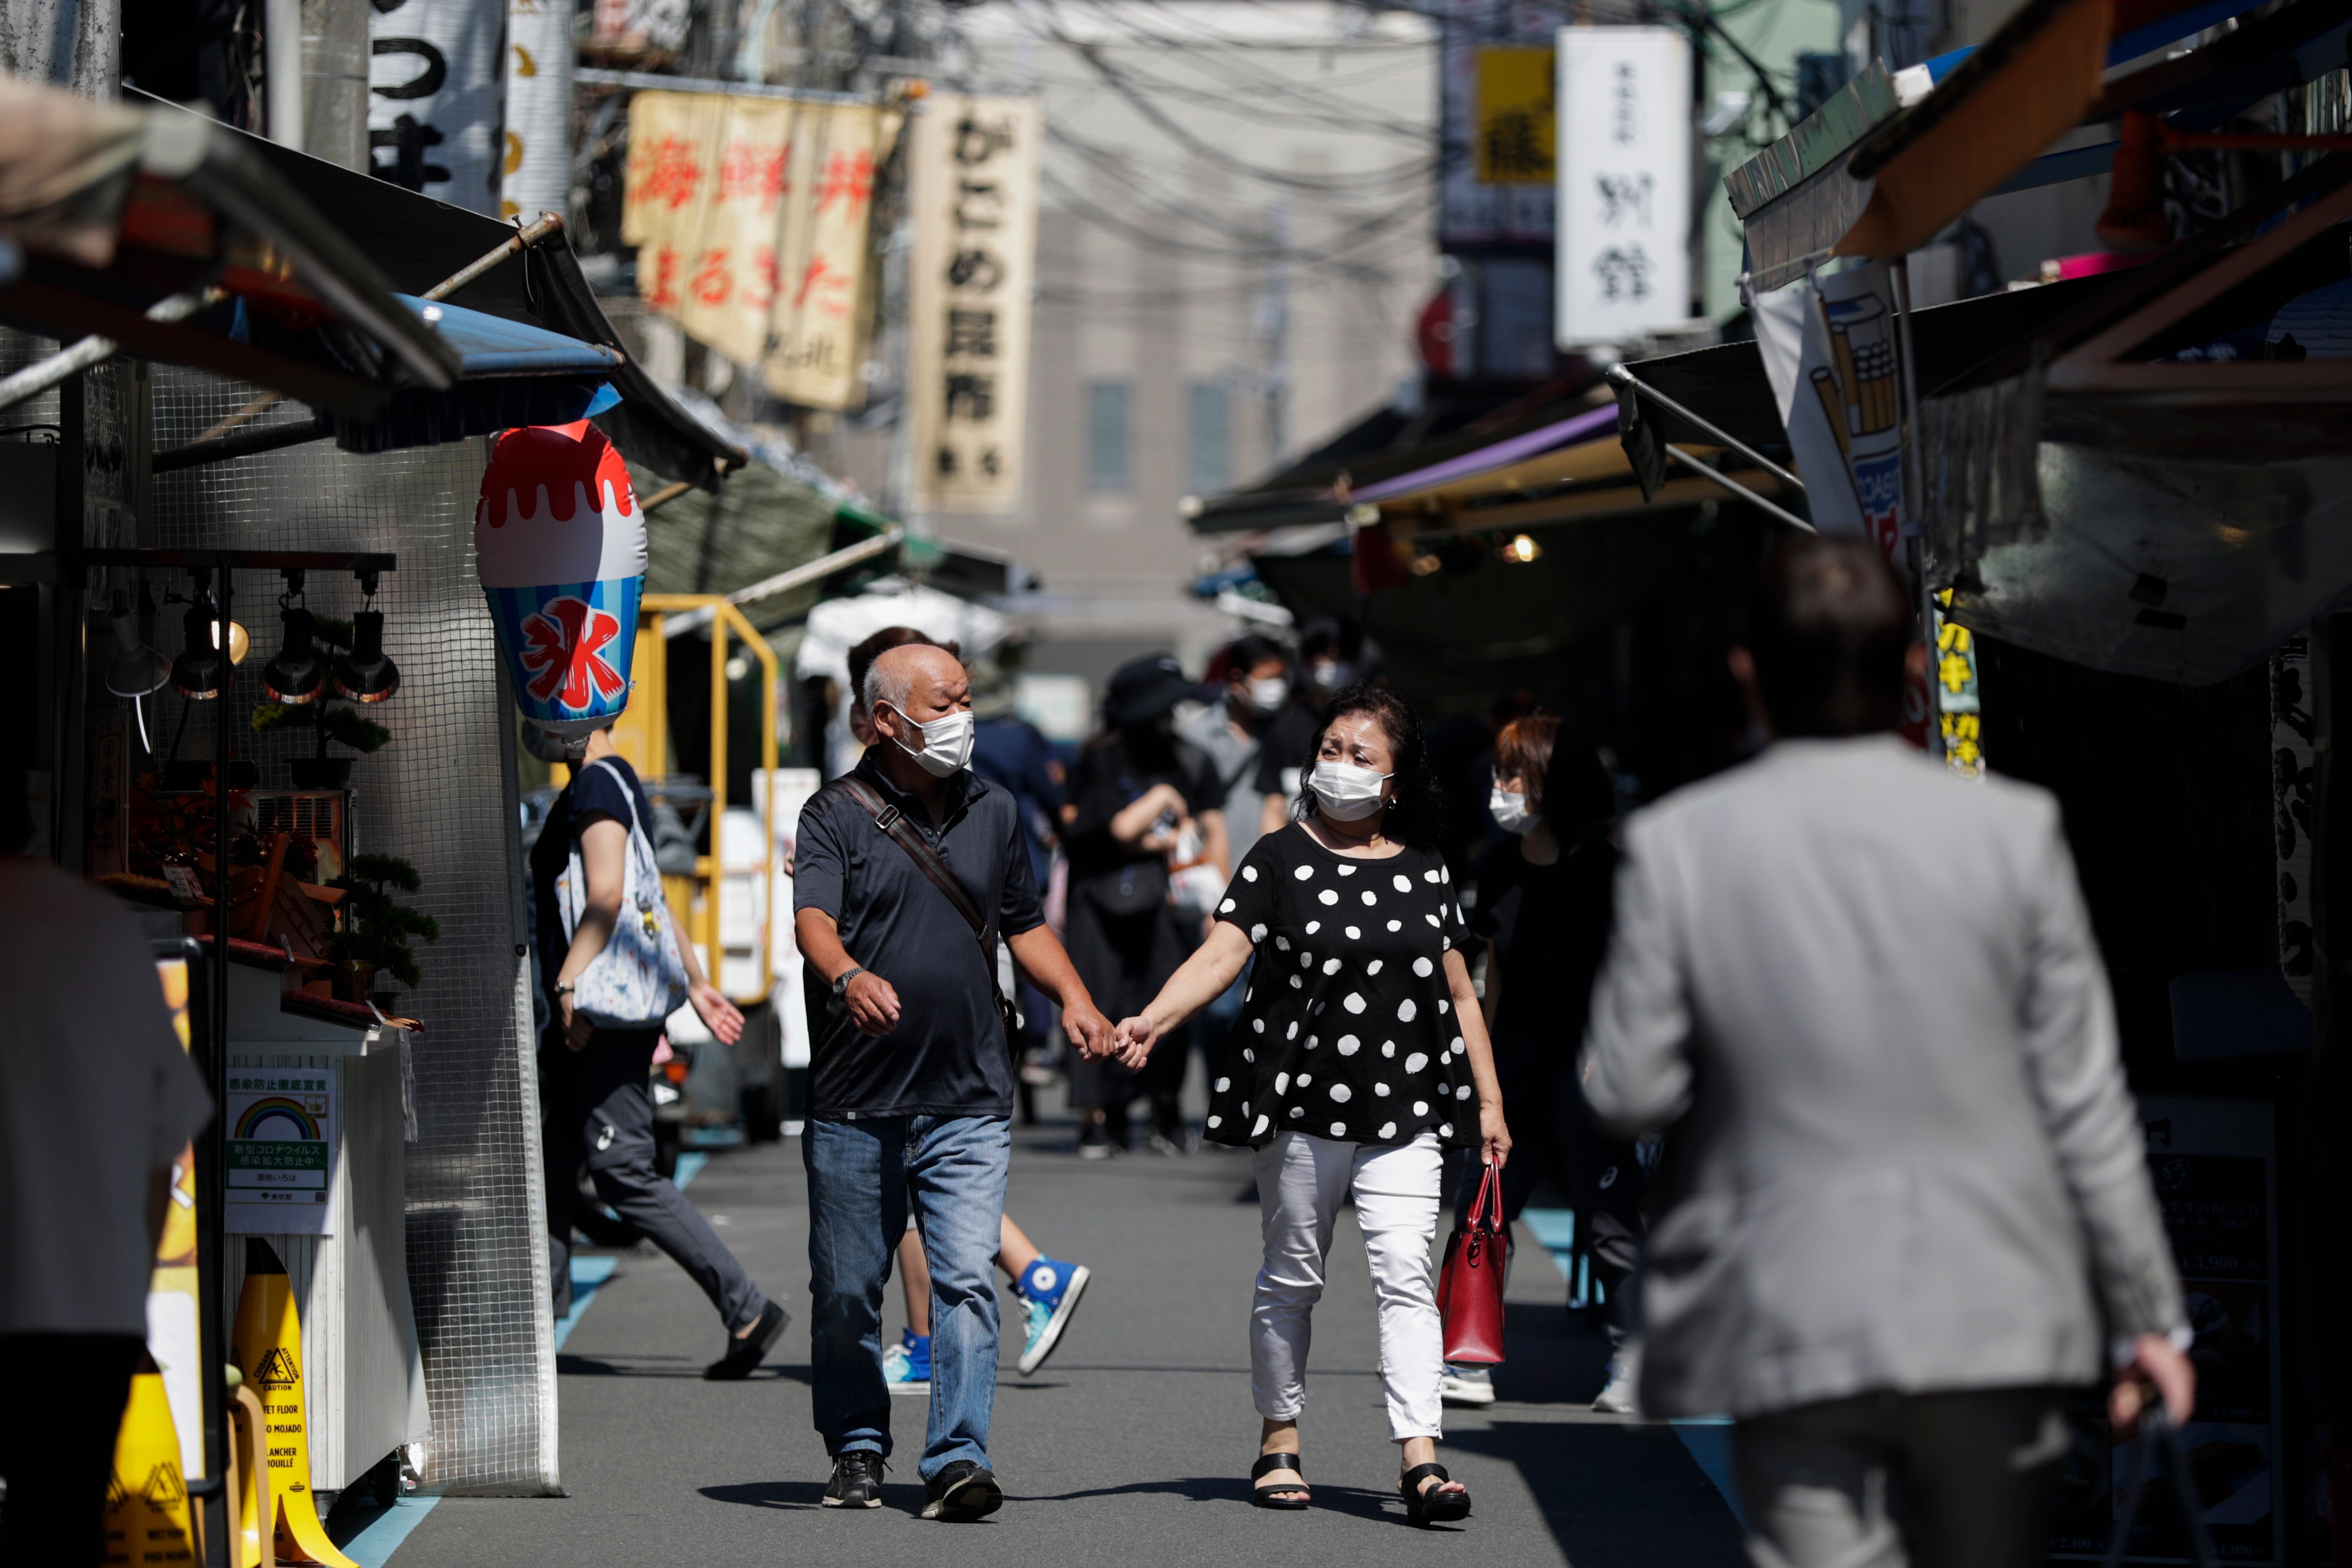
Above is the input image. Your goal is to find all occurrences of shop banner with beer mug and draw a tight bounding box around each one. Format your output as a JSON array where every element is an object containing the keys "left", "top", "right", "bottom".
[{"left": 1754, "top": 261, "right": 1908, "bottom": 555}]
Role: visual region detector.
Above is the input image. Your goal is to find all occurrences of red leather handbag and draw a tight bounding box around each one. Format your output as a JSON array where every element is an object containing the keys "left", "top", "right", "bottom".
[{"left": 1437, "top": 1160, "right": 1507, "bottom": 1364}]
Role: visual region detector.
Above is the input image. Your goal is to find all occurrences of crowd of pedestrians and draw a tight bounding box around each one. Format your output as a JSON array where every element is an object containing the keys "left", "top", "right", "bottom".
[{"left": 505, "top": 535, "right": 2200, "bottom": 1566}]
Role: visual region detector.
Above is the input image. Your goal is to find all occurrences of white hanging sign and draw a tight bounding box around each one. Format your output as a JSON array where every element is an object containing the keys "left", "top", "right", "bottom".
[
  {"left": 1554, "top": 27, "right": 1692, "bottom": 348},
  {"left": 369, "top": 0, "right": 507, "bottom": 216},
  {"left": 503, "top": 0, "right": 573, "bottom": 221}
]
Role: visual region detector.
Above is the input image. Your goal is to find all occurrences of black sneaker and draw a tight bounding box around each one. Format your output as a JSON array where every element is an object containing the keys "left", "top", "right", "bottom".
[
  {"left": 823, "top": 1450, "right": 887, "bottom": 1509},
  {"left": 704, "top": 1299, "right": 789, "bottom": 1381},
  {"left": 921, "top": 1459, "right": 1003, "bottom": 1521}
]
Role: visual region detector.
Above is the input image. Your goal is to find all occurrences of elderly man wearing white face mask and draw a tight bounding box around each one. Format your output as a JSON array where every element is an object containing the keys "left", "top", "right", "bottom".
[
  {"left": 792, "top": 641, "right": 1119, "bottom": 1519},
  {"left": 1112, "top": 683, "right": 1510, "bottom": 1522}
]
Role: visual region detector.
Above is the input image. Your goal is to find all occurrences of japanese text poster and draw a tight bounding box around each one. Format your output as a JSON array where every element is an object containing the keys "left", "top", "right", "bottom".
[
  {"left": 370, "top": 0, "right": 507, "bottom": 215},
  {"left": 225, "top": 1070, "right": 336, "bottom": 1236},
  {"left": 622, "top": 90, "right": 898, "bottom": 410},
  {"left": 907, "top": 93, "right": 1041, "bottom": 515},
  {"left": 503, "top": 0, "right": 574, "bottom": 221}
]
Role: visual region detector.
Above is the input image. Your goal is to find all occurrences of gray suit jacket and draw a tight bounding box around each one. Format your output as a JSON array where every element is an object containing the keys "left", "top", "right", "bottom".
[{"left": 1580, "top": 735, "right": 2184, "bottom": 1419}]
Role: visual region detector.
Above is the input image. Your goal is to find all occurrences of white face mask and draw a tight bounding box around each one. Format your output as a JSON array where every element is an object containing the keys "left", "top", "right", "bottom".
[
  {"left": 1490, "top": 788, "right": 1537, "bottom": 835},
  {"left": 1241, "top": 675, "right": 1288, "bottom": 715},
  {"left": 881, "top": 704, "right": 975, "bottom": 778},
  {"left": 1310, "top": 758, "right": 1391, "bottom": 821}
]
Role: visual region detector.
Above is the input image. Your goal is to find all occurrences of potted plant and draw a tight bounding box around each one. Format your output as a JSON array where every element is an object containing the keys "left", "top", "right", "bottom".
[
  {"left": 251, "top": 614, "right": 391, "bottom": 788},
  {"left": 328, "top": 854, "right": 441, "bottom": 1003}
]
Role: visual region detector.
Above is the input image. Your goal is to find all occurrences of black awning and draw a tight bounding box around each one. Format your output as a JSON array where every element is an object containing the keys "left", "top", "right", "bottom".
[{"left": 134, "top": 94, "right": 746, "bottom": 491}]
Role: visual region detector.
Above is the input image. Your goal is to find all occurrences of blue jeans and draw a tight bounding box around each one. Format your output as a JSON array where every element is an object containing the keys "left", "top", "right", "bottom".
[{"left": 803, "top": 1115, "right": 1011, "bottom": 1479}]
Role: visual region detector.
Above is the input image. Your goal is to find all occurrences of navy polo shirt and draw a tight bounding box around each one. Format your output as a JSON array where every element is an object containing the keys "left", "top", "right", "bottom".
[{"left": 792, "top": 752, "right": 1044, "bottom": 1119}]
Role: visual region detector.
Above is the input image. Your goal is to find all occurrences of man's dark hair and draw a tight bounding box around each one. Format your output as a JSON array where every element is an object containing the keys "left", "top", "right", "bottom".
[
  {"left": 1744, "top": 533, "right": 1915, "bottom": 737},
  {"left": 1222, "top": 634, "right": 1288, "bottom": 683},
  {"left": 846, "top": 626, "right": 962, "bottom": 713}
]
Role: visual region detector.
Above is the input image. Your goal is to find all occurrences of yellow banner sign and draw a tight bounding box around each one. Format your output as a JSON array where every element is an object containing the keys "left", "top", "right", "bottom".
[
  {"left": 622, "top": 90, "right": 900, "bottom": 410},
  {"left": 1475, "top": 47, "right": 1555, "bottom": 186}
]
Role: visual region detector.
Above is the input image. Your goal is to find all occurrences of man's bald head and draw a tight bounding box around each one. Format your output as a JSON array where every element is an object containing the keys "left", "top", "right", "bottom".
[{"left": 866, "top": 642, "right": 970, "bottom": 726}]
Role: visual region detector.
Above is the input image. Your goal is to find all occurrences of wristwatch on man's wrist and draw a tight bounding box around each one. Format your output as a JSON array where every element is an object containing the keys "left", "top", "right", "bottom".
[{"left": 832, "top": 967, "right": 866, "bottom": 998}]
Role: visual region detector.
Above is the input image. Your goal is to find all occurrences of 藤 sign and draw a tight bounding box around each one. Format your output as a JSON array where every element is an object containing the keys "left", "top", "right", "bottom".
[
  {"left": 620, "top": 90, "right": 901, "bottom": 410},
  {"left": 1554, "top": 26, "right": 1691, "bottom": 347},
  {"left": 907, "top": 94, "right": 1041, "bottom": 515}
]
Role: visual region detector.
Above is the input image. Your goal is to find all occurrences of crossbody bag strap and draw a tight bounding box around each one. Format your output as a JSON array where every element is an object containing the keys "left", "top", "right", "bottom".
[{"left": 837, "top": 776, "right": 1015, "bottom": 1029}]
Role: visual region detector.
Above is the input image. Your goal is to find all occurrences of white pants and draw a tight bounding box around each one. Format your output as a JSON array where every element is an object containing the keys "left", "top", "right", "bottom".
[{"left": 1251, "top": 1130, "right": 1446, "bottom": 1442}]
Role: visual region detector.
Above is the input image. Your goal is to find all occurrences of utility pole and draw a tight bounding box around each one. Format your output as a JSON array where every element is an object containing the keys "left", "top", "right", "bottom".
[{"left": 1258, "top": 197, "right": 1291, "bottom": 467}]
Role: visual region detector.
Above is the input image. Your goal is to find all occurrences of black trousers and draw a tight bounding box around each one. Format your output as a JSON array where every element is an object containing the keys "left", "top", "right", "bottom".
[
  {"left": 1733, "top": 1386, "right": 2071, "bottom": 1568},
  {"left": 544, "top": 1027, "right": 767, "bottom": 1333},
  {"left": 1449, "top": 1038, "right": 1644, "bottom": 1343},
  {"left": 0, "top": 1332, "right": 142, "bottom": 1566}
]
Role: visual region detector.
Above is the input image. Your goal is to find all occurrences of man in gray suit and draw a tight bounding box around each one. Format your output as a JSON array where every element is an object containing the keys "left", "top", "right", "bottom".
[{"left": 1581, "top": 534, "right": 2194, "bottom": 1568}]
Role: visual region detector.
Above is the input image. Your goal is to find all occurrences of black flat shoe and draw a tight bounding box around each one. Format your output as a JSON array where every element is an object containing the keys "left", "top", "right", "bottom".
[
  {"left": 823, "top": 1450, "right": 886, "bottom": 1508},
  {"left": 1251, "top": 1452, "right": 1310, "bottom": 1510},
  {"left": 705, "top": 1299, "right": 790, "bottom": 1380},
  {"left": 923, "top": 1459, "right": 1003, "bottom": 1521},
  {"left": 1401, "top": 1462, "right": 1470, "bottom": 1525}
]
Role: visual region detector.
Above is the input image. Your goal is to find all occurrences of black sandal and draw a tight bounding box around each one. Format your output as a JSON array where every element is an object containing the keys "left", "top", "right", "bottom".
[
  {"left": 1251, "top": 1453, "right": 1310, "bottom": 1510},
  {"left": 1401, "top": 1462, "right": 1470, "bottom": 1525}
]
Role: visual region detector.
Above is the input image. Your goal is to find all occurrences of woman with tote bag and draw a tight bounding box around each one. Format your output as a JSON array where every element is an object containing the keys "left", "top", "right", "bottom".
[
  {"left": 531, "top": 720, "right": 790, "bottom": 1380},
  {"left": 1111, "top": 684, "right": 1509, "bottom": 1523}
]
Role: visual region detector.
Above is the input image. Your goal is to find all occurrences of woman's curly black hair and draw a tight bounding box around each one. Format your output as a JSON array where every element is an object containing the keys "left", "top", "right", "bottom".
[{"left": 1291, "top": 682, "right": 1447, "bottom": 849}]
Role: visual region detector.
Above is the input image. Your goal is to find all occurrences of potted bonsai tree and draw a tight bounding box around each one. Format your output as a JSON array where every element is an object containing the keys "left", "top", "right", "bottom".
[
  {"left": 252, "top": 611, "right": 393, "bottom": 788},
  {"left": 328, "top": 853, "right": 441, "bottom": 1004}
]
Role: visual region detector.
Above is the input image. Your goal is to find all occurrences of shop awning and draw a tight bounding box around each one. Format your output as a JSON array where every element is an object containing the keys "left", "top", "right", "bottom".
[
  {"left": 128, "top": 92, "right": 747, "bottom": 491},
  {"left": 0, "top": 81, "right": 461, "bottom": 412}
]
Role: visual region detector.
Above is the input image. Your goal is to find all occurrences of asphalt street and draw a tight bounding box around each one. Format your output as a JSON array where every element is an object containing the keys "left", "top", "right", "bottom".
[{"left": 386, "top": 1112, "right": 1746, "bottom": 1567}]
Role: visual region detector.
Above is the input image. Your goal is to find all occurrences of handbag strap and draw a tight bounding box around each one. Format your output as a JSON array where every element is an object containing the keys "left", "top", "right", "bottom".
[
  {"left": 837, "top": 775, "right": 1013, "bottom": 1022},
  {"left": 1469, "top": 1161, "right": 1503, "bottom": 1235}
]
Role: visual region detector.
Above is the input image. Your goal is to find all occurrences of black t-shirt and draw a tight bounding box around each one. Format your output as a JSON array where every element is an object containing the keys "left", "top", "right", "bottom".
[
  {"left": 791, "top": 755, "right": 1044, "bottom": 1119},
  {"left": 1204, "top": 823, "right": 1476, "bottom": 1149},
  {"left": 529, "top": 756, "right": 660, "bottom": 1027},
  {"left": 1061, "top": 736, "right": 1221, "bottom": 882},
  {"left": 1472, "top": 834, "right": 1617, "bottom": 1048}
]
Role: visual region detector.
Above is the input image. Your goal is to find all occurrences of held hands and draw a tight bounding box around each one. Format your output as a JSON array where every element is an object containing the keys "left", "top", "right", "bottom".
[
  {"left": 1479, "top": 1099, "right": 1512, "bottom": 1169},
  {"left": 843, "top": 970, "right": 902, "bottom": 1037},
  {"left": 691, "top": 981, "right": 746, "bottom": 1047},
  {"left": 2110, "top": 1331, "right": 2197, "bottom": 1437},
  {"left": 1061, "top": 999, "right": 1117, "bottom": 1061},
  {"left": 1109, "top": 1014, "right": 1159, "bottom": 1071}
]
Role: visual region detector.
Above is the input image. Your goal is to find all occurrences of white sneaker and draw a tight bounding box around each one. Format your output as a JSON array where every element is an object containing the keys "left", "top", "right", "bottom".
[
  {"left": 1592, "top": 1356, "right": 1637, "bottom": 1414},
  {"left": 1440, "top": 1363, "right": 1497, "bottom": 1407}
]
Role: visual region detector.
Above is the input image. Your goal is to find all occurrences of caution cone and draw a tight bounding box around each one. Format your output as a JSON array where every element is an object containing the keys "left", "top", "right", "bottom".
[
  {"left": 104, "top": 1354, "right": 197, "bottom": 1567},
  {"left": 231, "top": 1241, "right": 359, "bottom": 1568}
]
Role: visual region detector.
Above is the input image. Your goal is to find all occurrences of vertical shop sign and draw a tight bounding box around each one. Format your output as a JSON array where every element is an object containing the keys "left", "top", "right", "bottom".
[
  {"left": 370, "top": 0, "right": 507, "bottom": 215},
  {"left": 908, "top": 94, "right": 1041, "bottom": 515},
  {"left": 1753, "top": 262, "right": 1908, "bottom": 553},
  {"left": 225, "top": 1072, "right": 335, "bottom": 1235},
  {"left": 1441, "top": 0, "right": 1555, "bottom": 247},
  {"left": 503, "top": 0, "right": 574, "bottom": 221},
  {"left": 1555, "top": 27, "right": 1691, "bottom": 347},
  {"left": 2271, "top": 633, "right": 2316, "bottom": 1007},
  {"left": 1935, "top": 595, "right": 1984, "bottom": 780},
  {"left": 620, "top": 91, "right": 896, "bottom": 410}
]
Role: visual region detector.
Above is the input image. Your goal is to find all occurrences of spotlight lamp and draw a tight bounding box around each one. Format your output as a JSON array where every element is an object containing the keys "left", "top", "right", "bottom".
[
  {"left": 335, "top": 608, "right": 400, "bottom": 705},
  {"left": 263, "top": 606, "right": 325, "bottom": 704},
  {"left": 171, "top": 599, "right": 223, "bottom": 701},
  {"left": 104, "top": 589, "right": 171, "bottom": 699}
]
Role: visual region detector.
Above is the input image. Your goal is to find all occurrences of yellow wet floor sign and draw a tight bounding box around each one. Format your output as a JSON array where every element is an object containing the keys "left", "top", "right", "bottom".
[
  {"left": 104, "top": 1361, "right": 197, "bottom": 1567},
  {"left": 232, "top": 1241, "right": 359, "bottom": 1568}
]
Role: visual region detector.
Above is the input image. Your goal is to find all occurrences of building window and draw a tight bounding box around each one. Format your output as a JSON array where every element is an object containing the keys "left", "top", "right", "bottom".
[
  {"left": 1085, "top": 380, "right": 1130, "bottom": 493},
  {"left": 1188, "top": 381, "right": 1230, "bottom": 495}
]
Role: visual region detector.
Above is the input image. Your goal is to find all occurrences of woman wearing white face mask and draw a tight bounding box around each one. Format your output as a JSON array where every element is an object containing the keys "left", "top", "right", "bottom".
[
  {"left": 1110, "top": 685, "right": 1509, "bottom": 1523},
  {"left": 1443, "top": 714, "right": 1644, "bottom": 1415}
]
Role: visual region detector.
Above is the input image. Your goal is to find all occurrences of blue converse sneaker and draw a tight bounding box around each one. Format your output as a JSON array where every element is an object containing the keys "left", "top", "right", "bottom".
[
  {"left": 1014, "top": 1257, "right": 1090, "bottom": 1376},
  {"left": 883, "top": 1328, "right": 931, "bottom": 1396}
]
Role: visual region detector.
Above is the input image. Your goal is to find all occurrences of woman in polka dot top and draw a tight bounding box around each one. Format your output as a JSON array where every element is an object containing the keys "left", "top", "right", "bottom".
[{"left": 1113, "top": 685, "right": 1508, "bottom": 1523}]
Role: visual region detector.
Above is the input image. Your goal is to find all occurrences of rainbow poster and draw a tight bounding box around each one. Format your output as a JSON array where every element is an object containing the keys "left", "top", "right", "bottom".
[{"left": 225, "top": 1072, "right": 335, "bottom": 1236}]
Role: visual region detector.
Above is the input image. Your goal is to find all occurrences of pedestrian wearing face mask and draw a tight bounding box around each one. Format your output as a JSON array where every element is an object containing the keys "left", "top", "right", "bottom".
[
  {"left": 1061, "top": 654, "right": 1229, "bottom": 1156},
  {"left": 791, "top": 642, "right": 1119, "bottom": 1518},
  {"left": 1111, "top": 683, "right": 1508, "bottom": 1520},
  {"left": 1440, "top": 714, "right": 1647, "bottom": 1414}
]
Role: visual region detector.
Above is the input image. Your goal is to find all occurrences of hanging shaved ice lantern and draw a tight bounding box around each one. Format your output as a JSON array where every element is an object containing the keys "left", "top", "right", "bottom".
[{"left": 475, "top": 421, "right": 647, "bottom": 742}]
